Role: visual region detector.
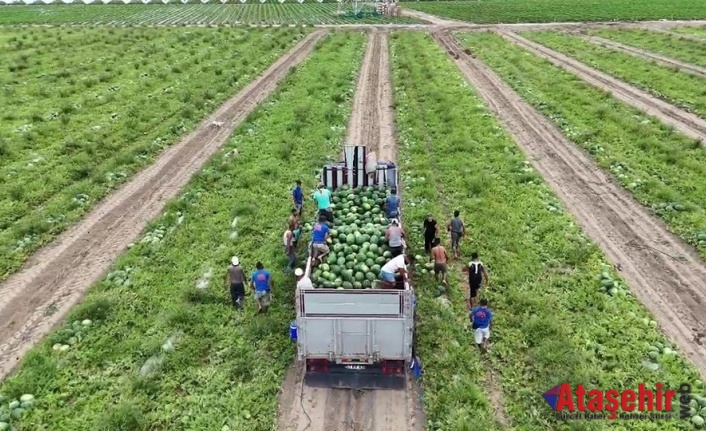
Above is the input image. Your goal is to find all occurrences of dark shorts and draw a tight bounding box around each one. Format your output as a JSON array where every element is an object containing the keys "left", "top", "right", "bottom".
[
  {"left": 469, "top": 281, "right": 481, "bottom": 298},
  {"left": 230, "top": 283, "right": 245, "bottom": 307},
  {"left": 433, "top": 263, "right": 447, "bottom": 274},
  {"left": 424, "top": 236, "right": 435, "bottom": 252}
]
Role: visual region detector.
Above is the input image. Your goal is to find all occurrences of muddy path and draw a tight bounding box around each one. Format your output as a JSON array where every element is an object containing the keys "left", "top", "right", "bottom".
[
  {"left": 433, "top": 31, "right": 706, "bottom": 380},
  {"left": 277, "top": 30, "right": 424, "bottom": 431},
  {"left": 499, "top": 31, "right": 706, "bottom": 143},
  {"left": 579, "top": 34, "right": 706, "bottom": 80},
  {"left": 0, "top": 30, "right": 327, "bottom": 381}
]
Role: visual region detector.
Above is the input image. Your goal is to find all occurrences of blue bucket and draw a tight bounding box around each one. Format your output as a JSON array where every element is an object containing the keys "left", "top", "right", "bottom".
[{"left": 289, "top": 321, "right": 298, "bottom": 341}]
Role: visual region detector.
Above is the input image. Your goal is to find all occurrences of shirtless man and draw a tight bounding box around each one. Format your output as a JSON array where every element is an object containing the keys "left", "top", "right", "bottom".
[{"left": 430, "top": 238, "right": 449, "bottom": 286}]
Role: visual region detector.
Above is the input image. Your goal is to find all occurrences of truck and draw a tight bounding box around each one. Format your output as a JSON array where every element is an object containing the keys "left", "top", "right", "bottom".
[{"left": 294, "top": 145, "right": 416, "bottom": 390}]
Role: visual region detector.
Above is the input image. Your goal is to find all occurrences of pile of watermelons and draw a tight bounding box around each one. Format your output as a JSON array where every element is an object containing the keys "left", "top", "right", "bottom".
[{"left": 308, "top": 185, "right": 396, "bottom": 289}]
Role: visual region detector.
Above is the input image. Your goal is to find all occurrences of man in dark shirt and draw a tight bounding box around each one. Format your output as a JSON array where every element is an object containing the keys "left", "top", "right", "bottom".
[{"left": 423, "top": 213, "right": 438, "bottom": 254}]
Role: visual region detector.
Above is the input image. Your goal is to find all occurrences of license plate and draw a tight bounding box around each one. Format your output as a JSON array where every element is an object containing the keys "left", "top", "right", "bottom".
[{"left": 345, "top": 365, "right": 366, "bottom": 370}]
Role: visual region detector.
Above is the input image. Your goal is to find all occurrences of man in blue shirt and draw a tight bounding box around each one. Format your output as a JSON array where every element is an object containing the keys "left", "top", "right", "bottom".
[
  {"left": 313, "top": 184, "right": 333, "bottom": 222},
  {"left": 311, "top": 215, "right": 330, "bottom": 266},
  {"left": 384, "top": 188, "right": 400, "bottom": 219},
  {"left": 250, "top": 261, "right": 273, "bottom": 314},
  {"left": 292, "top": 180, "right": 304, "bottom": 217},
  {"left": 470, "top": 298, "right": 493, "bottom": 354}
]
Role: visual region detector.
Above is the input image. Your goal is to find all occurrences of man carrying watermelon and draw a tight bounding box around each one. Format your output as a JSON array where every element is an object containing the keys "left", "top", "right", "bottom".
[
  {"left": 379, "top": 253, "right": 410, "bottom": 289},
  {"left": 313, "top": 184, "right": 333, "bottom": 223},
  {"left": 384, "top": 188, "right": 400, "bottom": 219},
  {"left": 250, "top": 261, "right": 273, "bottom": 314},
  {"left": 311, "top": 215, "right": 331, "bottom": 266}
]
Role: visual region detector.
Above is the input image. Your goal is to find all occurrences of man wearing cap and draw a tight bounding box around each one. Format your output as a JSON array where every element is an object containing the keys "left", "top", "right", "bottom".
[
  {"left": 295, "top": 268, "right": 313, "bottom": 290},
  {"left": 385, "top": 219, "right": 405, "bottom": 257},
  {"left": 384, "top": 188, "right": 400, "bottom": 220},
  {"left": 312, "top": 184, "right": 333, "bottom": 223},
  {"left": 226, "top": 256, "right": 246, "bottom": 309}
]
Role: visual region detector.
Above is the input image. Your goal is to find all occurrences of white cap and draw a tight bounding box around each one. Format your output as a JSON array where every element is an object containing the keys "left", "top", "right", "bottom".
[
  {"left": 294, "top": 268, "right": 304, "bottom": 276},
  {"left": 231, "top": 256, "right": 239, "bottom": 266},
  {"left": 391, "top": 219, "right": 399, "bottom": 225}
]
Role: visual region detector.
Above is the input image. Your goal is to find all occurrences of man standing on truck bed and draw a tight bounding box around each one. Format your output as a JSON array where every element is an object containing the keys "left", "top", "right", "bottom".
[
  {"left": 423, "top": 213, "right": 439, "bottom": 254},
  {"left": 464, "top": 252, "right": 489, "bottom": 309},
  {"left": 384, "top": 188, "right": 400, "bottom": 219},
  {"left": 313, "top": 184, "right": 333, "bottom": 223},
  {"left": 311, "top": 215, "right": 331, "bottom": 266},
  {"left": 447, "top": 210, "right": 465, "bottom": 259},
  {"left": 470, "top": 298, "right": 493, "bottom": 354},
  {"left": 292, "top": 179, "right": 304, "bottom": 217},
  {"left": 385, "top": 219, "right": 405, "bottom": 257},
  {"left": 430, "top": 238, "right": 449, "bottom": 286},
  {"left": 226, "top": 256, "right": 246, "bottom": 310},
  {"left": 250, "top": 261, "right": 273, "bottom": 314}
]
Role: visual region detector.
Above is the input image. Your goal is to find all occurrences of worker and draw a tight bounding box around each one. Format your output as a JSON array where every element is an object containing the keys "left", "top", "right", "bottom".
[
  {"left": 430, "top": 238, "right": 449, "bottom": 286},
  {"left": 288, "top": 208, "right": 299, "bottom": 232},
  {"left": 226, "top": 256, "right": 245, "bottom": 309},
  {"left": 385, "top": 219, "right": 405, "bottom": 257},
  {"left": 292, "top": 179, "right": 304, "bottom": 217},
  {"left": 464, "top": 252, "right": 489, "bottom": 309},
  {"left": 283, "top": 225, "right": 296, "bottom": 273},
  {"left": 384, "top": 188, "right": 400, "bottom": 219},
  {"left": 446, "top": 210, "right": 465, "bottom": 259},
  {"left": 311, "top": 214, "right": 331, "bottom": 266},
  {"left": 379, "top": 253, "right": 409, "bottom": 289},
  {"left": 250, "top": 261, "right": 273, "bottom": 314},
  {"left": 295, "top": 268, "right": 313, "bottom": 290},
  {"left": 422, "top": 213, "right": 439, "bottom": 254},
  {"left": 470, "top": 298, "right": 493, "bottom": 354},
  {"left": 313, "top": 184, "right": 333, "bottom": 222}
]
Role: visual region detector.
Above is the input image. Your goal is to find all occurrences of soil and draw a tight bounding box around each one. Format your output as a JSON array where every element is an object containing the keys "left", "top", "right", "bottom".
[
  {"left": 433, "top": 31, "right": 706, "bottom": 379},
  {"left": 0, "top": 30, "right": 327, "bottom": 381},
  {"left": 278, "top": 29, "right": 424, "bottom": 431},
  {"left": 499, "top": 30, "right": 706, "bottom": 143},
  {"left": 581, "top": 34, "right": 706, "bottom": 80}
]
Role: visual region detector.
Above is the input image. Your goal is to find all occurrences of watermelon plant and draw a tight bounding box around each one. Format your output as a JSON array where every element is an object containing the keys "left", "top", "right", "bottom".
[
  {"left": 0, "top": 31, "right": 366, "bottom": 430},
  {"left": 392, "top": 31, "right": 706, "bottom": 430}
]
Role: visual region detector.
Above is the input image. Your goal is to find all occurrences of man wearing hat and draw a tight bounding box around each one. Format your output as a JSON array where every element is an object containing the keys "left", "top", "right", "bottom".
[
  {"left": 312, "top": 183, "right": 333, "bottom": 223},
  {"left": 295, "top": 268, "right": 313, "bottom": 290},
  {"left": 226, "top": 256, "right": 246, "bottom": 309}
]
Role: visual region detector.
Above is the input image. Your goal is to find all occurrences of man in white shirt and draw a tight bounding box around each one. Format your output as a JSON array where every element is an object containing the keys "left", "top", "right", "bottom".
[
  {"left": 295, "top": 268, "right": 313, "bottom": 290},
  {"left": 379, "top": 254, "right": 409, "bottom": 289}
]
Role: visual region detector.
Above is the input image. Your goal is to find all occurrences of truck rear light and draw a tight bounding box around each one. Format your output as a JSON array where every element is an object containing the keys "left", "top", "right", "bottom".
[
  {"left": 381, "top": 360, "right": 404, "bottom": 375},
  {"left": 306, "top": 359, "right": 329, "bottom": 373}
]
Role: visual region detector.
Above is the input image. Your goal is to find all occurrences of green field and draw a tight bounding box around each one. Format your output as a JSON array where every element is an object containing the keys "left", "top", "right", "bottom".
[
  {"left": 397, "top": 30, "right": 705, "bottom": 430},
  {"left": 0, "top": 31, "right": 365, "bottom": 430},
  {"left": 0, "top": 26, "right": 309, "bottom": 283},
  {"left": 404, "top": 0, "right": 706, "bottom": 23},
  {"left": 523, "top": 31, "right": 706, "bottom": 117},
  {"left": 673, "top": 25, "right": 706, "bottom": 38},
  {"left": 0, "top": 3, "right": 421, "bottom": 25}
]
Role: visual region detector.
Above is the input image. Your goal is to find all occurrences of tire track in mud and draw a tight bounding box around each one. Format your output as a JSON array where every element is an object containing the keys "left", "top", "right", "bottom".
[
  {"left": 433, "top": 31, "right": 706, "bottom": 379},
  {"left": 580, "top": 34, "right": 706, "bottom": 80},
  {"left": 0, "top": 30, "right": 327, "bottom": 381},
  {"left": 499, "top": 30, "right": 706, "bottom": 143},
  {"left": 277, "top": 30, "right": 424, "bottom": 431}
]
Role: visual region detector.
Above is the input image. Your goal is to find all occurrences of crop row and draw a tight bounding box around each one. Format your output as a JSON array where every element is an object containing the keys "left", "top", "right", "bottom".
[
  {"left": 0, "top": 31, "right": 366, "bottom": 430},
  {"left": 456, "top": 31, "right": 706, "bottom": 258},
  {"left": 0, "top": 26, "right": 308, "bottom": 282},
  {"left": 591, "top": 29, "right": 706, "bottom": 69},
  {"left": 392, "top": 31, "right": 705, "bottom": 430},
  {"left": 403, "top": 0, "right": 706, "bottom": 24},
  {"left": 0, "top": 4, "right": 420, "bottom": 25},
  {"left": 522, "top": 31, "right": 706, "bottom": 118},
  {"left": 674, "top": 26, "right": 706, "bottom": 38}
]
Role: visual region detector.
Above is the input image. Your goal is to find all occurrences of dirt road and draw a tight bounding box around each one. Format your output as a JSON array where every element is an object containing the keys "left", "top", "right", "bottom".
[
  {"left": 0, "top": 30, "right": 326, "bottom": 381},
  {"left": 277, "top": 30, "right": 423, "bottom": 431},
  {"left": 433, "top": 31, "right": 706, "bottom": 379},
  {"left": 499, "top": 31, "right": 706, "bottom": 143},
  {"left": 581, "top": 34, "right": 706, "bottom": 80}
]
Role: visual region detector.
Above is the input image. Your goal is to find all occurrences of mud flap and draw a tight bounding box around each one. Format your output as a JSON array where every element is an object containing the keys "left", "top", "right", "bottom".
[{"left": 304, "top": 372, "right": 406, "bottom": 390}]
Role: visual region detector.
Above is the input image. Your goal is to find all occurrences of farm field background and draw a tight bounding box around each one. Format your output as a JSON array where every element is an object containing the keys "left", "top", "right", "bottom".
[
  {"left": 403, "top": 0, "right": 706, "bottom": 23},
  {"left": 0, "top": 3, "right": 421, "bottom": 25},
  {"left": 0, "top": 26, "right": 310, "bottom": 282}
]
